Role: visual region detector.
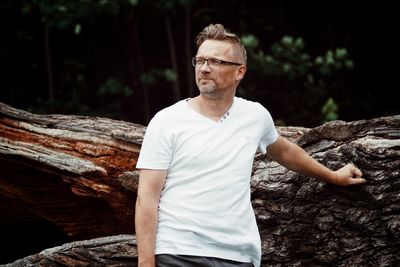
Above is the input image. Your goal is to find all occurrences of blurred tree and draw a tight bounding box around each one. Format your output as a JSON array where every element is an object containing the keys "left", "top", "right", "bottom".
[
  {"left": 20, "top": 0, "right": 137, "bottom": 101},
  {"left": 0, "top": 1, "right": 398, "bottom": 126},
  {"left": 148, "top": 0, "right": 195, "bottom": 101},
  {"left": 15, "top": 0, "right": 144, "bottom": 118},
  {"left": 241, "top": 34, "right": 353, "bottom": 126}
]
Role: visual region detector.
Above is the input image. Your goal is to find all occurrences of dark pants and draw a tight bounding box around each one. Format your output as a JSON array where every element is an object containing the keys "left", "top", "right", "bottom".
[{"left": 156, "top": 254, "right": 254, "bottom": 267}]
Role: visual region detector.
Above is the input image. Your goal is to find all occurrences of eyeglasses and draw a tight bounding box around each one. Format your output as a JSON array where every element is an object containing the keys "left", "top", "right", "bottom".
[{"left": 192, "top": 57, "right": 242, "bottom": 68}]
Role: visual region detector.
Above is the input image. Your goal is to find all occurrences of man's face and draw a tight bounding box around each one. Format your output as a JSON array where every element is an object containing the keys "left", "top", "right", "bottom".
[{"left": 195, "top": 40, "right": 245, "bottom": 97}]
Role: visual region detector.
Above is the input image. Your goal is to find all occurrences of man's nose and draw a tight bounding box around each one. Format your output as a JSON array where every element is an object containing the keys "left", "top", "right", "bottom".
[{"left": 200, "top": 60, "right": 211, "bottom": 71}]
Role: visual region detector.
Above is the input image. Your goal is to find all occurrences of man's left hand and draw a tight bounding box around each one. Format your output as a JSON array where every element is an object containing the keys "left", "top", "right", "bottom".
[{"left": 332, "top": 163, "right": 366, "bottom": 186}]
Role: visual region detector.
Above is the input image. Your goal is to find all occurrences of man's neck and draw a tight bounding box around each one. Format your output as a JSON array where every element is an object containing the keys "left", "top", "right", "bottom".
[{"left": 189, "top": 93, "right": 235, "bottom": 122}]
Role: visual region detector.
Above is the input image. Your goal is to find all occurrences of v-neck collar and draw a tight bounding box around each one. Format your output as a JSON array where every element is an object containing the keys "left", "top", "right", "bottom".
[{"left": 185, "top": 97, "right": 236, "bottom": 124}]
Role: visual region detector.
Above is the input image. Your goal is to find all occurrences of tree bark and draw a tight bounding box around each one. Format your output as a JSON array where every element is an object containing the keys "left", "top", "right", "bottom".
[
  {"left": 184, "top": 5, "right": 195, "bottom": 97},
  {"left": 133, "top": 18, "right": 151, "bottom": 123},
  {"left": 253, "top": 120, "right": 400, "bottom": 266},
  {"left": 4, "top": 235, "right": 137, "bottom": 267},
  {"left": 165, "top": 15, "right": 181, "bottom": 101},
  {"left": 1, "top": 102, "right": 399, "bottom": 266},
  {"left": 44, "top": 23, "right": 54, "bottom": 102},
  {"left": 0, "top": 102, "right": 143, "bottom": 240}
]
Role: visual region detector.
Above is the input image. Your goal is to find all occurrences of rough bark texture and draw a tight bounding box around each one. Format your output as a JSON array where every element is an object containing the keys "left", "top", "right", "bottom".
[
  {"left": 253, "top": 119, "right": 400, "bottom": 266},
  {"left": 3, "top": 235, "right": 137, "bottom": 267},
  {"left": 0, "top": 102, "right": 143, "bottom": 240},
  {"left": 1, "top": 102, "right": 399, "bottom": 266}
]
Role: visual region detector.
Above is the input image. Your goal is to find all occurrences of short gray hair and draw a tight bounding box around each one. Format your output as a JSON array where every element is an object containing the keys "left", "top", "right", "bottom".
[{"left": 195, "top": 23, "right": 247, "bottom": 64}]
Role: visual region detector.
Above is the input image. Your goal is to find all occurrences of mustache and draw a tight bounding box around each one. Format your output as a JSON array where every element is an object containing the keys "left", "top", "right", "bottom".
[{"left": 198, "top": 76, "right": 213, "bottom": 80}]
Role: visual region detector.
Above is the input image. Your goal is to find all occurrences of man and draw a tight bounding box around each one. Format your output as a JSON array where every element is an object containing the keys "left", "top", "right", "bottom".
[{"left": 135, "top": 24, "right": 365, "bottom": 267}]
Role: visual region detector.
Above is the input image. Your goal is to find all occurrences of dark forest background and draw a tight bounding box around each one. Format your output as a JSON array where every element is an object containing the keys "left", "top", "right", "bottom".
[
  {"left": 1, "top": 0, "right": 399, "bottom": 127},
  {"left": 1, "top": 0, "right": 400, "bottom": 264}
]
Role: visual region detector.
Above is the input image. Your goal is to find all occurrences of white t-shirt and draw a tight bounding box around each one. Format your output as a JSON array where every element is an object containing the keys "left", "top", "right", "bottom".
[{"left": 136, "top": 97, "right": 278, "bottom": 267}]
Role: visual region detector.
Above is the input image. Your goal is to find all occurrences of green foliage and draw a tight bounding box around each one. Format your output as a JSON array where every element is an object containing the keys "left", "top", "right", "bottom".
[
  {"left": 140, "top": 68, "right": 177, "bottom": 85},
  {"left": 153, "top": 0, "right": 194, "bottom": 11},
  {"left": 315, "top": 48, "right": 354, "bottom": 76},
  {"left": 321, "top": 97, "right": 339, "bottom": 123},
  {"left": 21, "top": 0, "right": 138, "bottom": 32},
  {"left": 241, "top": 34, "right": 259, "bottom": 50},
  {"left": 29, "top": 95, "right": 92, "bottom": 116},
  {"left": 74, "top": 23, "right": 81, "bottom": 35},
  {"left": 164, "top": 69, "right": 177, "bottom": 82},
  {"left": 243, "top": 34, "right": 353, "bottom": 81},
  {"left": 241, "top": 34, "right": 353, "bottom": 126},
  {"left": 98, "top": 78, "right": 132, "bottom": 97},
  {"left": 96, "top": 78, "right": 133, "bottom": 119},
  {"left": 29, "top": 58, "right": 91, "bottom": 115},
  {"left": 3, "top": 1, "right": 395, "bottom": 127}
]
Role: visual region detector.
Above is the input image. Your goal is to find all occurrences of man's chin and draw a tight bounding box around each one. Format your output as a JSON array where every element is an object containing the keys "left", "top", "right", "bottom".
[{"left": 198, "top": 86, "right": 215, "bottom": 94}]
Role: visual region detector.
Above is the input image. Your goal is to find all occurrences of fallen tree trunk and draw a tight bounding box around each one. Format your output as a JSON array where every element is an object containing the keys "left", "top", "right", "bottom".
[
  {"left": 1, "top": 102, "right": 399, "bottom": 266},
  {"left": 3, "top": 235, "right": 137, "bottom": 267},
  {"left": 0, "top": 102, "right": 143, "bottom": 240},
  {"left": 253, "top": 119, "right": 400, "bottom": 266}
]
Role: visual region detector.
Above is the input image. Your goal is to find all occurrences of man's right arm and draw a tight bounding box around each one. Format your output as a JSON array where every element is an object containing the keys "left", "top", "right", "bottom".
[{"left": 135, "top": 169, "right": 167, "bottom": 267}]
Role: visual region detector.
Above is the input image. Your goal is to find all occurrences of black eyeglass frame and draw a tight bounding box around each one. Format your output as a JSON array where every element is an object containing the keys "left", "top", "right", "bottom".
[{"left": 191, "top": 57, "right": 243, "bottom": 67}]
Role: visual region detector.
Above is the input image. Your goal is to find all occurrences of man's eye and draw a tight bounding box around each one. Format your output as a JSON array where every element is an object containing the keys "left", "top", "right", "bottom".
[{"left": 210, "top": 59, "right": 221, "bottom": 65}]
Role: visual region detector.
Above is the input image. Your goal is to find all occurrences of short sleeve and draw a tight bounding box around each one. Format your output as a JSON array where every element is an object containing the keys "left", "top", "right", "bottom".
[
  {"left": 257, "top": 105, "right": 278, "bottom": 154},
  {"left": 136, "top": 113, "right": 172, "bottom": 170}
]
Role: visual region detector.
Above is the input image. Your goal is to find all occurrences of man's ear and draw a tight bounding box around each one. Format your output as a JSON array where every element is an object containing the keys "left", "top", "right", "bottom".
[{"left": 235, "top": 65, "right": 247, "bottom": 81}]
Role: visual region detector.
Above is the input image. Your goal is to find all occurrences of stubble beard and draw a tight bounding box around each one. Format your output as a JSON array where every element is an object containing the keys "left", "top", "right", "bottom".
[{"left": 198, "top": 80, "right": 221, "bottom": 99}]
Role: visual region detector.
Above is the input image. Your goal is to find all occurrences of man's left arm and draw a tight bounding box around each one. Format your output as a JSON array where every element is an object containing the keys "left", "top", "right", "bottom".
[{"left": 267, "top": 136, "right": 366, "bottom": 186}]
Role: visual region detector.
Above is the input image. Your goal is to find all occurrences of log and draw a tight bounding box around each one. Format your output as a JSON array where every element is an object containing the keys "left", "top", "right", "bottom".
[
  {"left": 3, "top": 235, "right": 137, "bottom": 267},
  {"left": 1, "top": 102, "right": 399, "bottom": 266},
  {"left": 253, "top": 119, "right": 400, "bottom": 266},
  {"left": 0, "top": 102, "right": 143, "bottom": 239}
]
